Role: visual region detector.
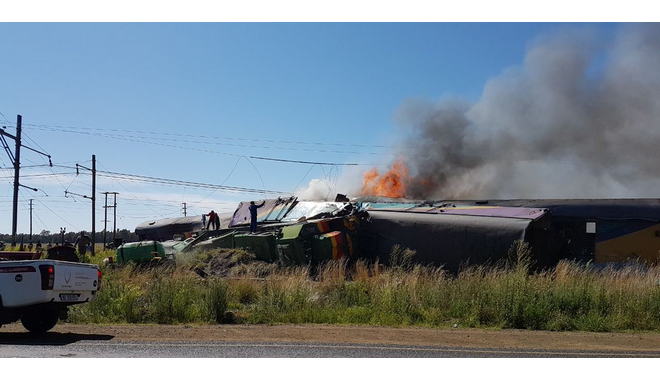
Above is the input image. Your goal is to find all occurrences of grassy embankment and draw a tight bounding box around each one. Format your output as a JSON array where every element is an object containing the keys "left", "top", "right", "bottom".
[{"left": 69, "top": 242, "right": 660, "bottom": 332}]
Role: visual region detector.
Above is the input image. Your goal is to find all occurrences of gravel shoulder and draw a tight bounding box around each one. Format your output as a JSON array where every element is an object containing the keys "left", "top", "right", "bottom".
[{"left": 2, "top": 322, "right": 660, "bottom": 352}]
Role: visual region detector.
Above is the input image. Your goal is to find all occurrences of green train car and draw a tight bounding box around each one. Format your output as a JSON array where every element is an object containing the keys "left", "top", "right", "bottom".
[{"left": 116, "top": 240, "right": 166, "bottom": 264}]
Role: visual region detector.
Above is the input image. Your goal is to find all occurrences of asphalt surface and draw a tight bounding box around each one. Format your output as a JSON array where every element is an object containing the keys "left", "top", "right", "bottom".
[
  {"left": 1, "top": 336, "right": 659, "bottom": 358},
  {"left": 3, "top": 323, "right": 660, "bottom": 358}
]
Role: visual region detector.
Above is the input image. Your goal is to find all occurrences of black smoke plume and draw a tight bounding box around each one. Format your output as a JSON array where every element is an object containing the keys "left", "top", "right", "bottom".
[{"left": 396, "top": 24, "right": 660, "bottom": 199}]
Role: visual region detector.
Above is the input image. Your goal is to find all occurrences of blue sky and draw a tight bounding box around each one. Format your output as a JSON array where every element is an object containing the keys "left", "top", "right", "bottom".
[{"left": 0, "top": 22, "right": 622, "bottom": 236}]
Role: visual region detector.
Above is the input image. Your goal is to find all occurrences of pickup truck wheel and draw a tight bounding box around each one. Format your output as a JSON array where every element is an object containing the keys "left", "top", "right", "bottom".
[{"left": 21, "top": 310, "right": 59, "bottom": 334}]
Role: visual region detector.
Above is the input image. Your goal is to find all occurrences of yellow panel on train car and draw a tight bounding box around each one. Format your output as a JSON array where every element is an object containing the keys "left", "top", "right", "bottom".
[{"left": 596, "top": 223, "right": 660, "bottom": 264}]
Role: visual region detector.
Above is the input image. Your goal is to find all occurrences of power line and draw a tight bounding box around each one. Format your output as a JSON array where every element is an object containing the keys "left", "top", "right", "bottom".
[
  {"left": 250, "top": 156, "right": 358, "bottom": 165},
  {"left": 21, "top": 123, "right": 424, "bottom": 165},
  {"left": 56, "top": 165, "right": 290, "bottom": 195},
  {"left": 22, "top": 122, "right": 413, "bottom": 150},
  {"left": 24, "top": 189, "right": 78, "bottom": 231},
  {"left": 24, "top": 124, "right": 389, "bottom": 159},
  {"left": 8, "top": 163, "right": 290, "bottom": 196}
]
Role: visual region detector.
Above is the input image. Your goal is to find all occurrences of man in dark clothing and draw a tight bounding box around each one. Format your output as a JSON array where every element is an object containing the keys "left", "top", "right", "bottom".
[
  {"left": 249, "top": 200, "right": 266, "bottom": 233},
  {"left": 75, "top": 231, "right": 91, "bottom": 257},
  {"left": 213, "top": 212, "right": 220, "bottom": 230}
]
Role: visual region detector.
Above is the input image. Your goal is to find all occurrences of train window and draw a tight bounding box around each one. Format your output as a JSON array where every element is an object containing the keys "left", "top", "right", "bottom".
[{"left": 586, "top": 222, "right": 596, "bottom": 234}]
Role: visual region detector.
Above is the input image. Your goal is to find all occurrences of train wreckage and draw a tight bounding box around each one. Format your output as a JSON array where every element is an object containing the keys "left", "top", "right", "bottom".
[{"left": 131, "top": 196, "right": 660, "bottom": 272}]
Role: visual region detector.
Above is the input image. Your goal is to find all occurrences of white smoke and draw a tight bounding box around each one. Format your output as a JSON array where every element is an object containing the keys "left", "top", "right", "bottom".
[
  {"left": 295, "top": 178, "right": 334, "bottom": 201},
  {"left": 295, "top": 165, "right": 365, "bottom": 201}
]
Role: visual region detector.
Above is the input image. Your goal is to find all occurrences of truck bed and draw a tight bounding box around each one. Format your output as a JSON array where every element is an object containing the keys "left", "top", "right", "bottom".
[{"left": 0, "top": 260, "right": 100, "bottom": 309}]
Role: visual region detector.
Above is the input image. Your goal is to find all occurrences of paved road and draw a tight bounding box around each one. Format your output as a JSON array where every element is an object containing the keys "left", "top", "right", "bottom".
[{"left": 1, "top": 334, "right": 658, "bottom": 358}]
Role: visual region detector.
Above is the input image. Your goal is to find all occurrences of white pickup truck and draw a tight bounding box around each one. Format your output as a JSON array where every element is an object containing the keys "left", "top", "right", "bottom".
[{"left": 0, "top": 259, "right": 102, "bottom": 333}]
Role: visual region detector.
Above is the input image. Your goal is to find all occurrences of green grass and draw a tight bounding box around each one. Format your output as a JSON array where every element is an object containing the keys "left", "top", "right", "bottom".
[{"left": 67, "top": 244, "right": 660, "bottom": 332}]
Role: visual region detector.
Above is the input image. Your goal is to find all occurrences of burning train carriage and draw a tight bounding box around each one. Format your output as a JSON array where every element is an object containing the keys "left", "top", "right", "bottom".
[
  {"left": 357, "top": 155, "right": 660, "bottom": 267},
  {"left": 177, "top": 197, "right": 560, "bottom": 271},
  {"left": 132, "top": 194, "right": 660, "bottom": 270}
]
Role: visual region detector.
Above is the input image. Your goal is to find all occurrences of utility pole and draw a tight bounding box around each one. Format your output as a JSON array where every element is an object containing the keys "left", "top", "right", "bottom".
[
  {"left": 102, "top": 191, "right": 118, "bottom": 247},
  {"left": 113, "top": 192, "right": 118, "bottom": 244},
  {"left": 182, "top": 202, "right": 187, "bottom": 217},
  {"left": 103, "top": 192, "right": 108, "bottom": 248},
  {"left": 67, "top": 155, "right": 97, "bottom": 255},
  {"left": 1, "top": 114, "right": 51, "bottom": 246},
  {"left": 11, "top": 115, "right": 21, "bottom": 246},
  {"left": 29, "top": 199, "right": 33, "bottom": 241},
  {"left": 92, "top": 155, "right": 96, "bottom": 256}
]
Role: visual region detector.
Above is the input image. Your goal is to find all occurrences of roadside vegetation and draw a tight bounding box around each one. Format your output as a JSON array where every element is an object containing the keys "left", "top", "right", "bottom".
[{"left": 68, "top": 242, "right": 660, "bottom": 332}]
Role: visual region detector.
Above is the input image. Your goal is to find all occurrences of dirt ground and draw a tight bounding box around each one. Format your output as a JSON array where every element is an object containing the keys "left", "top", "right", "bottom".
[{"left": 2, "top": 322, "right": 660, "bottom": 352}]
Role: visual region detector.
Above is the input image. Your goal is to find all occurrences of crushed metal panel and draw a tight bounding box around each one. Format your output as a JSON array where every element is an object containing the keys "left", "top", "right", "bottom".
[
  {"left": 229, "top": 197, "right": 297, "bottom": 227},
  {"left": 281, "top": 201, "right": 347, "bottom": 222},
  {"left": 362, "top": 202, "right": 547, "bottom": 220}
]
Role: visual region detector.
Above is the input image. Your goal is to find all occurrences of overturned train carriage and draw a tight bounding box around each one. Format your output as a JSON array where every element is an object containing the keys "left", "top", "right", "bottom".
[
  {"left": 135, "top": 215, "right": 206, "bottom": 241},
  {"left": 361, "top": 203, "right": 556, "bottom": 273},
  {"left": 184, "top": 198, "right": 363, "bottom": 266},
  {"left": 133, "top": 196, "right": 660, "bottom": 270},
  {"left": 194, "top": 215, "right": 361, "bottom": 265},
  {"left": 455, "top": 199, "right": 660, "bottom": 265}
]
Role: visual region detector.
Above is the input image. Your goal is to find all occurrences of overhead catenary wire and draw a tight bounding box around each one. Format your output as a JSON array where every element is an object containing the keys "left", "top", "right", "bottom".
[
  {"left": 23, "top": 129, "right": 72, "bottom": 193},
  {"left": 22, "top": 122, "right": 421, "bottom": 165},
  {"left": 194, "top": 155, "right": 256, "bottom": 205},
  {"left": 22, "top": 122, "right": 415, "bottom": 150},
  {"left": 12, "top": 164, "right": 289, "bottom": 196},
  {"left": 2, "top": 177, "right": 242, "bottom": 207},
  {"left": 6, "top": 117, "right": 401, "bottom": 167},
  {"left": 25, "top": 125, "right": 386, "bottom": 160},
  {"left": 96, "top": 160, "right": 164, "bottom": 219},
  {"left": 4, "top": 114, "right": 395, "bottom": 233},
  {"left": 55, "top": 165, "right": 290, "bottom": 195},
  {"left": 25, "top": 190, "right": 79, "bottom": 231},
  {"left": 0, "top": 111, "right": 14, "bottom": 128},
  {"left": 250, "top": 156, "right": 358, "bottom": 166}
]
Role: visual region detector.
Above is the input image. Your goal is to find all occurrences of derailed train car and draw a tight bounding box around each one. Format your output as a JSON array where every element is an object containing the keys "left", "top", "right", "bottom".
[
  {"left": 132, "top": 196, "right": 660, "bottom": 270},
  {"left": 360, "top": 202, "right": 557, "bottom": 273},
  {"left": 181, "top": 197, "right": 559, "bottom": 272},
  {"left": 135, "top": 215, "right": 205, "bottom": 241},
  {"left": 190, "top": 197, "right": 365, "bottom": 265},
  {"left": 453, "top": 199, "right": 660, "bottom": 265}
]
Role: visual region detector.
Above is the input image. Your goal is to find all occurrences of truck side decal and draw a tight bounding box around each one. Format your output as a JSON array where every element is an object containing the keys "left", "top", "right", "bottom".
[{"left": 0, "top": 266, "right": 37, "bottom": 273}]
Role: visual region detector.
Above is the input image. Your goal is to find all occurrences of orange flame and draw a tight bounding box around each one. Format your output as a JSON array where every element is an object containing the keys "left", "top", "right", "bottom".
[{"left": 360, "top": 160, "right": 409, "bottom": 198}]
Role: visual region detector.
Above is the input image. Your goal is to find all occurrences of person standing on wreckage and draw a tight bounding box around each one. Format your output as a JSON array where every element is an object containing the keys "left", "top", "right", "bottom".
[
  {"left": 249, "top": 200, "right": 266, "bottom": 233},
  {"left": 206, "top": 210, "right": 220, "bottom": 230}
]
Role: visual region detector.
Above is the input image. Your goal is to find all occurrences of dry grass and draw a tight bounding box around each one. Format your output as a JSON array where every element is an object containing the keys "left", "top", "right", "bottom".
[{"left": 69, "top": 244, "right": 660, "bottom": 332}]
